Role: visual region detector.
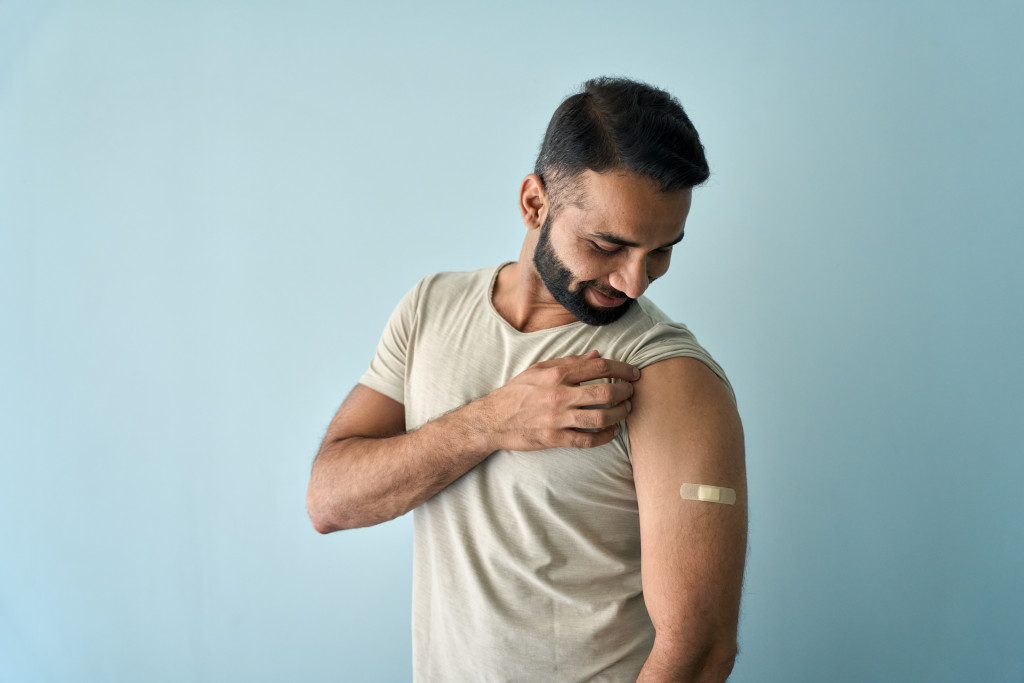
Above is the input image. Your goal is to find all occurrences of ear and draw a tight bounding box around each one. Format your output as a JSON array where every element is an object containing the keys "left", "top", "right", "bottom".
[{"left": 519, "top": 174, "right": 548, "bottom": 230}]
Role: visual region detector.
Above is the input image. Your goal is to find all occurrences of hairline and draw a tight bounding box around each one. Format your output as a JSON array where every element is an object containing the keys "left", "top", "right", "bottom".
[{"left": 540, "top": 164, "right": 693, "bottom": 218}]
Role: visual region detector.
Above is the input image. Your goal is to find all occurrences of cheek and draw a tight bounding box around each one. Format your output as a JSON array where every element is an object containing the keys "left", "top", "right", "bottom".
[
  {"left": 554, "top": 238, "right": 601, "bottom": 279},
  {"left": 578, "top": 256, "right": 616, "bottom": 283}
]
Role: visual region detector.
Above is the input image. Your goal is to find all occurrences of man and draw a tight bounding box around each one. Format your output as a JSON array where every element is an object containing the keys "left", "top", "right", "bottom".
[{"left": 306, "top": 77, "right": 746, "bottom": 682}]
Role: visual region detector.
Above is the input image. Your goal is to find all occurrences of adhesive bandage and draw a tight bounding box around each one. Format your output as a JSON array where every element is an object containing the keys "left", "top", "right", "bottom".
[{"left": 679, "top": 483, "right": 736, "bottom": 505}]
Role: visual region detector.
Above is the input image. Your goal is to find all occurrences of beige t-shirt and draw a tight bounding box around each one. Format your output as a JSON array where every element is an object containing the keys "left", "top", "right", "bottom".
[{"left": 360, "top": 264, "right": 731, "bottom": 682}]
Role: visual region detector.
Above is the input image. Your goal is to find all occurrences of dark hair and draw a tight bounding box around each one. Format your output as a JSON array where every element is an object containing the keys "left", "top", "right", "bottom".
[{"left": 534, "top": 77, "right": 709, "bottom": 210}]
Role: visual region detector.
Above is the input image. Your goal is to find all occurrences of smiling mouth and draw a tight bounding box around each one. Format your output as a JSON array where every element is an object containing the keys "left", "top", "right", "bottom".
[{"left": 588, "top": 286, "right": 628, "bottom": 308}]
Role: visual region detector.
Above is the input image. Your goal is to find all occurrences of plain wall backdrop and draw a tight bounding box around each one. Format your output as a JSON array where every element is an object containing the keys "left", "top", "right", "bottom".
[{"left": 2, "top": 1, "right": 1022, "bottom": 681}]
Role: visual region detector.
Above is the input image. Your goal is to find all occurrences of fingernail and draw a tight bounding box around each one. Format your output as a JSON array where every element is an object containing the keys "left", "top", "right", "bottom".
[
  {"left": 625, "top": 400, "right": 632, "bottom": 412},
  {"left": 632, "top": 367, "right": 640, "bottom": 379},
  {"left": 613, "top": 425, "right": 620, "bottom": 436}
]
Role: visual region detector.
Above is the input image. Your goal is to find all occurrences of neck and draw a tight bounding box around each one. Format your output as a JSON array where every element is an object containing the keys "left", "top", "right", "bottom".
[{"left": 492, "top": 234, "right": 579, "bottom": 333}]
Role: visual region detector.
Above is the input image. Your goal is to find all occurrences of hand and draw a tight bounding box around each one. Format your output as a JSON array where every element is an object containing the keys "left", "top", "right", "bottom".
[{"left": 478, "top": 350, "right": 639, "bottom": 452}]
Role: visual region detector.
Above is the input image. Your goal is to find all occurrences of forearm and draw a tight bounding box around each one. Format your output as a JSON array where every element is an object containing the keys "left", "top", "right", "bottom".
[
  {"left": 307, "top": 353, "right": 636, "bottom": 533},
  {"left": 637, "top": 634, "right": 737, "bottom": 683},
  {"left": 307, "top": 399, "right": 495, "bottom": 533}
]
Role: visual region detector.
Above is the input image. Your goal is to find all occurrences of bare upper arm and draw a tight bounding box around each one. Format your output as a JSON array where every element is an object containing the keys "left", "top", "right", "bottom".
[
  {"left": 626, "top": 356, "right": 747, "bottom": 651},
  {"left": 320, "top": 384, "right": 407, "bottom": 448}
]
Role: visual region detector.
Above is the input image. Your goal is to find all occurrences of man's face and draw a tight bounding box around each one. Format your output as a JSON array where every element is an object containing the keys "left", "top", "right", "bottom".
[
  {"left": 532, "top": 169, "right": 692, "bottom": 326},
  {"left": 534, "top": 214, "right": 633, "bottom": 325}
]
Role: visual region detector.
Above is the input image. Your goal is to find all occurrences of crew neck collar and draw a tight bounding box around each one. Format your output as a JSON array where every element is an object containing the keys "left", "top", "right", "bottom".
[{"left": 485, "top": 262, "right": 589, "bottom": 336}]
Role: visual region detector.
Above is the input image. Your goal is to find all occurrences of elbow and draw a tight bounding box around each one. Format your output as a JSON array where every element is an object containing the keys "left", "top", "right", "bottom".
[
  {"left": 307, "top": 485, "right": 370, "bottom": 533},
  {"left": 306, "top": 487, "right": 344, "bottom": 535},
  {"left": 309, "top": 514, "right": 338, "bottom": 535},
  {"left": 699, "top": 646, "right": 737, "bottom": 682},
  {"left": 688, "top": 643, "right": 738, "bottom": 683},
  {"left": 644, "top": 632, "right": 738, "bottom": 683},
  {"left": 681, "top": 634, "right": 737, "bottom": 683}
]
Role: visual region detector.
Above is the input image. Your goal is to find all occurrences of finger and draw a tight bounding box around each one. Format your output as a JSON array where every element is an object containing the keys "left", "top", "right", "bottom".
[
  {"left": 561, "top": 357, "right": 640, "bottom": 385},
  {"left": 564, "top": 425, "right": 620, "bottom": 449},
  {"left": 571, "top": 403, "right": 630, "bottom": 431},
  {"left": 560, "top": 349, "right": 602, "bottom": 364},
  {"left": 570, "top": 381, "right": 634, "bottom": 408},
  {"left": 533, "top": 349, "right": 601, "bottom": 369}
]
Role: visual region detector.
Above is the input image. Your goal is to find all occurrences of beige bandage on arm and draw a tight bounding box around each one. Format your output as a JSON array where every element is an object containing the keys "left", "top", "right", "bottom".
[{"left": 680, "top": 483, "right": 736, "bottom": 505}]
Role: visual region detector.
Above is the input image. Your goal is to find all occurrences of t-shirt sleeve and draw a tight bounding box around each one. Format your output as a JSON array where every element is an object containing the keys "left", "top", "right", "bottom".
[
  {"left": 358, "top": 279, "right": 423, "bottom": 405},
  {"left": 626, "top": 322, "right": 736, "bottom": 402}
]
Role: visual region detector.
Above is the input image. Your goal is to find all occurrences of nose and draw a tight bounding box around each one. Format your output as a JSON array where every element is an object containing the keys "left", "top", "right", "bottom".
[{"left": 609, "top": 255, "right": 650, "bottom": 300}]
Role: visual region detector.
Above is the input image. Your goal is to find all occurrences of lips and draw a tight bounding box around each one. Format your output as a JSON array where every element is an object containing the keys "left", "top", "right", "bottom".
[{"left": 588, "top": 286, "right": 628, "bottom": 307}]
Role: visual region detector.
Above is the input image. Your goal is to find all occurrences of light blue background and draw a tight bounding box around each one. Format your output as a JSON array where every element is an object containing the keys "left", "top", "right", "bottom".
[{"left": 2, "top": 1, "right": 1022, "bottom": 681}]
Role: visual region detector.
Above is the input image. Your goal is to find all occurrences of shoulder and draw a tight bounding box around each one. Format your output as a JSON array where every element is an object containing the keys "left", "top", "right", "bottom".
[
  {"left": 628, "top": 355, "right": 744, "bottom": 476},
  {"left": 635, "top": 356, "right": 737, "bottom": 416},
  {"left": 608, "top": 297, "right": 735, "bottom": 401},
  {"left": 389, "top": 265, "right": 497, "bottom": 312},
  {"left": 612, "top": 295, "right": 693, "bottom": 345},
  {"left": 386, "top": 264, "right": 503, "bottom": 332},
  {"left": 631, "top": 295, "right": 675, "bottom": 325},
  {"left": 412, "top": 264, "right": 500, "bottom": 301}
]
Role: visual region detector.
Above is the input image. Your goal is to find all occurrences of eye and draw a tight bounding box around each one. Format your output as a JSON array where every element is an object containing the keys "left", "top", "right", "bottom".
[
  {"left": 589, "top": 241, "right": 620, "bottom": 255},
  {"left": 653, "top": 246, "right": 673, "bottom": 256}
]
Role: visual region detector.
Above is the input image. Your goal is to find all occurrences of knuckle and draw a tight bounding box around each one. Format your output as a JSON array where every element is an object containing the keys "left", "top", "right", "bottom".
[
  {"left": 559, "top": 386, "right": 577, "bottom": 408},
  {"left": 571, "top": 432, "right": 594, "bottom": 449},
  {"left": 574, "top": 411, "right": 594, "bottom": 429},
  {"left": 541, "top": 390, "right": 560, "bottom": 409}
]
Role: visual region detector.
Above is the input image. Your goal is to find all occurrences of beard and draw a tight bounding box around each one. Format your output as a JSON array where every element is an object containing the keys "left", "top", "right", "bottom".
[{"left": 532, "top": 215, "right": 634, "bottom": 326}]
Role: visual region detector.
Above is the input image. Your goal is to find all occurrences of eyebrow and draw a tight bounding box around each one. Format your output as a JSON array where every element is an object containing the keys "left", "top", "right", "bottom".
[{"left": 589, "top": 230, "right": 685, "bottom": 250}]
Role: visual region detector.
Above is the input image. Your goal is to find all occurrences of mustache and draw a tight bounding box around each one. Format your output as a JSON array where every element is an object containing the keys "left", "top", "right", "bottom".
[
  {"left": 584, "top": 275, "right": 659, "bottom": 300},
  {"left": 585, "top": 282, "right": 630, "bottom": 300}
]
